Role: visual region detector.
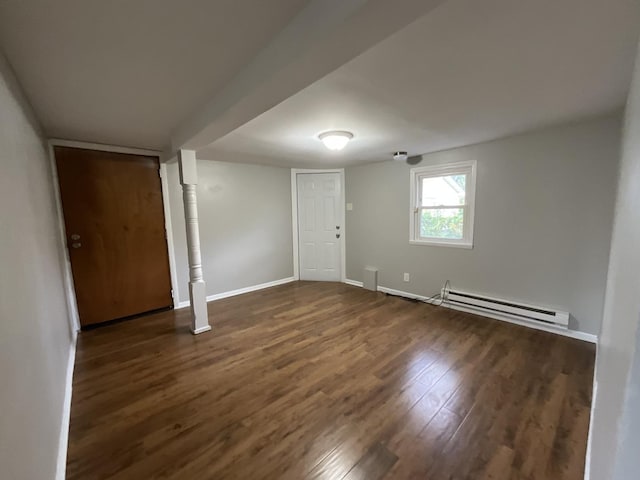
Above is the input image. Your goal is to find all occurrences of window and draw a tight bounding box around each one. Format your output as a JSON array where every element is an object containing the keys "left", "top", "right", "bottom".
[{"left": 409, "top": 160, "right": 476, "bottom": 248}]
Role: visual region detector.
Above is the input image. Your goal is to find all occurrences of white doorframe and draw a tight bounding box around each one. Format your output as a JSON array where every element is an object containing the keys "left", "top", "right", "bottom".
[
  {"left": 291, "top": 168, "right": 346, "bottom": 282},
  {"left": 48, "top": 139, "right": 179, "bottom": 333},
  {"left": 159, "top": 163, "right": 181, "bottom": 307}
]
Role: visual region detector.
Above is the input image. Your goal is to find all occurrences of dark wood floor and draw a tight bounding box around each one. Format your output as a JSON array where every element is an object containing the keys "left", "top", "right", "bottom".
[{"left": 67, "top": 281, "right": 595, "bottom": 479}]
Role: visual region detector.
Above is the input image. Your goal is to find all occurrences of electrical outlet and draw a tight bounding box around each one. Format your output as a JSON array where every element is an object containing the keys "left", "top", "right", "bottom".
[{"left": 403, "top": 273, "right": 410, "bottom": 282}]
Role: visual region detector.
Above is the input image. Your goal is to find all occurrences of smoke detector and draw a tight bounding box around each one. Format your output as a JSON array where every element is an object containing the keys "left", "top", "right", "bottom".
[{"left": 393, "top": 151, "right": 408, "bottom": 162}]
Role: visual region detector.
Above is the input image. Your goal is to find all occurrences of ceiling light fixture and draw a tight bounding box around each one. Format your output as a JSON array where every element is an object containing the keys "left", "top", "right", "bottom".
[{"left": 319, "top": 131, "right": 353, "bottom": 151}]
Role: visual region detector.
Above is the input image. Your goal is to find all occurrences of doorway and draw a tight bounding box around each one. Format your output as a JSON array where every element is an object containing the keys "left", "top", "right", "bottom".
[
  {"left": 54, "top": 146, "right": 173, "bottom": 327},
  {"left": 293, "top": 171, "right": 345, "bottom": 281}
]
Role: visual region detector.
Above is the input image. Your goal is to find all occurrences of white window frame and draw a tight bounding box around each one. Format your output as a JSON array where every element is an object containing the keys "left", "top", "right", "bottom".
[{"left": 409, "top": 160, "right": 477, "bottom": 248}]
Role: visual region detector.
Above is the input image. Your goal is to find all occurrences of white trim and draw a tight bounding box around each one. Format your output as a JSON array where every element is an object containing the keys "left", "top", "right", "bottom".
[
  {"left": 291, "top": 172, "right": 299, "bottom": 280},
  {"left": 290, "top": 168, "right": 346, "bottom": 282},
  {"left": 159, "top": 163, "right": 180, "bottom": 306},
  {"left": 176, "top": 276, "right": 297, "bottom": 309},
  {"left": 48, "top": 142, "right": 81, "bottom": 335},
  {"left": 177, "top": 300, "right": 191, "bottom": 309},
  {"left": 48, "top": 140, "right": 176, "bottom": 325},
  {"left": 443, "top": 302, "right": 597, "bottom": 343},
  {"left": 377, "top": 285, "right": 441, "bottom": 305},
  {"left": 49, "top": 138, "right": 161, "bottom": 158},
  {"left": 205, "top": 276, "right": 295, "bottom": 302},
  {"left": 409, "top": 239, "right": 473, "bottom": 249},
  {"left": 56, "top": 334, "right": 77, "bottom": 480},
  {"left": 584, "top": 342, "right": 599, "bottom": 480},
  {"left": 344, "top": 280, "right": 597, "bottom": 343},
  {"left": 192, "top": 325, "right": 212, "bottom": 335},
  {"left": 409, "top": 160, "right": 477, "bottom": 248},
  {"left": 344, "top": 279, "right": 364, "bottom": 287}
]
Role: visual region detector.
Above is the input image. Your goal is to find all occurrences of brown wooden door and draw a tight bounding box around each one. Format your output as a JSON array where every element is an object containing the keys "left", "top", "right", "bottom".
[{"left": 55, "top": 147, "right": 173, "bottom": 327}]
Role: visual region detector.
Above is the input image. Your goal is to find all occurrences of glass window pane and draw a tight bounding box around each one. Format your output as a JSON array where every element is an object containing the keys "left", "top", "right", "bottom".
[
  {"left": 420, "top": 208, "right": 464, "bottom": 239},
  {"left": 421, "top": 174, "right": 466, "bottom": 207}
]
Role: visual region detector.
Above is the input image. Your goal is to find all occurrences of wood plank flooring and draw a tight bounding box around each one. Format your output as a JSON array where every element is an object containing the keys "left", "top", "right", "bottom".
[{"left": 66, "top": 281, "right": 595, "bottom": 479}]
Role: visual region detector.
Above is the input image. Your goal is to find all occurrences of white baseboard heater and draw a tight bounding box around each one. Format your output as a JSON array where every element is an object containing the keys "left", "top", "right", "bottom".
[{"left": 442, "top": 288, "right": 569, "bottom": 329}]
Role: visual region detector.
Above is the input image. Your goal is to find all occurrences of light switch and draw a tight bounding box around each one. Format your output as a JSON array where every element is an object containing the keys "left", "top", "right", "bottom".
[{"left": 346, "top": 203, "right": 353, "bottom": 211}]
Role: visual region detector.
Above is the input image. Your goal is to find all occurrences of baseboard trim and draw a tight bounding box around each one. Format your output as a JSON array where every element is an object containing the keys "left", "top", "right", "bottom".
[
  {"left": 378, "top": 285, "right": 441, "bottom": 305},
  {"left": 191, "top": 325, "right": 212, "bottom": 335},
  {"left": 175, "top": 277, "right": 297, "bottom": 309},
  {"left": 443, "top": 302, "right": 597, "bottom": 343},
  {"left": 584, "top": 342, "right": 599, "bottom": 480},
  {"left": 343, "top": 280, "right": 597, "bottom": 344},
  {"left": 56, "top": 333, "right": 77, "bottom": 480}
]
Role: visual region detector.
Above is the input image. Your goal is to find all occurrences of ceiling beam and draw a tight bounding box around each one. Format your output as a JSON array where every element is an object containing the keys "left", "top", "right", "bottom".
[{"left": 169, "top": 0, "right": 446, "bottom": 153}]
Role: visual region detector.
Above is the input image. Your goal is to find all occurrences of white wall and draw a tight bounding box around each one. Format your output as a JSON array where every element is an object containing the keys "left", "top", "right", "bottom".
[
  {"left": 588, "top": 39, "right": 640, "bottom": 480},
  {"left": 167, "top": 158, "right": 293, "bottom": 304},
  {"left": 345, "top": 115, "right": 621, "bottom": 336},
  {"left": 612, "top": 326, "right": 640, "bottom": 479},
  {"left": 0, "top": 53, "right": 73, "bottom": 479}
]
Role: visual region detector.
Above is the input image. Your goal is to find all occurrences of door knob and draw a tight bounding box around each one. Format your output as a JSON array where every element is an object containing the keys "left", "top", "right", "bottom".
[{"left": 71, "top": 242, "right": 82, "bottom": 249}]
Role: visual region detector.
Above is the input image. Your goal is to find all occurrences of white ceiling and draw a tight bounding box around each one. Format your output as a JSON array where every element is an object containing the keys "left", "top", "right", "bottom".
[
  {"left": 199, "top": 0, "right": 640, "bottom": 167},
  {"left": 1, "top": 0, "right": 638, "bottom": 163},
  {"left": 0, "top": 0, "right": 447, "bottom": 154},
  {"left": 0, "top": 0, "right": 309, "bottom": 149}
]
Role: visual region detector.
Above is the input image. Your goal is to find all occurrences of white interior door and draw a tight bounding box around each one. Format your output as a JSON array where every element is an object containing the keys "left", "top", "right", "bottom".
[{"left": 297, "top": 173, "right": 342, "bottom": 281}]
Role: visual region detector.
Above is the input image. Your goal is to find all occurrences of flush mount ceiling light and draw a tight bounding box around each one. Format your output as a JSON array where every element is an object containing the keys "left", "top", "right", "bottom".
[{"left": 318, "top": 130, "right": 353, "bottom": 151}]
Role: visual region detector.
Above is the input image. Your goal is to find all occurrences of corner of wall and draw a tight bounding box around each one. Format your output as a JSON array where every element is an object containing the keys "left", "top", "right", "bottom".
[{"left": 55, "top": 335, "right": 77, "bottom": 480}]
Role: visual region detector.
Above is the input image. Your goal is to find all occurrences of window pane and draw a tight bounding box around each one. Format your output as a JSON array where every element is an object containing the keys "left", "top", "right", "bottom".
[
  {"left": 421, "top": 174, "right": 466, "bottom": 207},
  {"left": 420, "top": 208, "right": 464, "bottom": 239}
]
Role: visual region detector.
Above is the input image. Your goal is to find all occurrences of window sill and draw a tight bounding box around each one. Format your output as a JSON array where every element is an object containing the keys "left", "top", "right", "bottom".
[{"left": 409, "top": 239, "right": 473, "bottom": 249}]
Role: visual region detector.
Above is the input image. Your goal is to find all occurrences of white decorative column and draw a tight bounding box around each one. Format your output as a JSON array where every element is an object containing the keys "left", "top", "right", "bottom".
[{"left": 178, "top": 149, "right": 211, "bottom": 334}]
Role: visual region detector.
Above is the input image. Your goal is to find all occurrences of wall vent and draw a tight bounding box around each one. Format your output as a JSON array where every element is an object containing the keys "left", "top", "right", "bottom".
[
  {"left": 442, "top": 288, "right": 569, "bottom": 329},
  {"left": 363, "top": 267, "right": 378, "bottom": 292}
]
